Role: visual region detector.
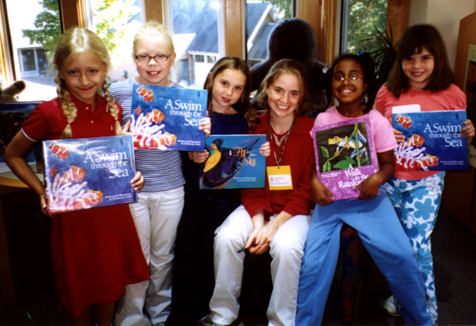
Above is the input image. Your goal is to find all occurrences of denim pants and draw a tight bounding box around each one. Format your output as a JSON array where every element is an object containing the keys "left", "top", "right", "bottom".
[{"left": 296, "top": 189, "right": 432, "bottom": 326}]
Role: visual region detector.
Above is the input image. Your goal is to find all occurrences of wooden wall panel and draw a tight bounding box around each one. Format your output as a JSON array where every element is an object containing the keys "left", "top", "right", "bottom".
[
  {"left": 454, "top": 12, "right": 476, "bottom": 90},
  {"left": 386, "top": 0, "right": 410, "bottom": 45}
]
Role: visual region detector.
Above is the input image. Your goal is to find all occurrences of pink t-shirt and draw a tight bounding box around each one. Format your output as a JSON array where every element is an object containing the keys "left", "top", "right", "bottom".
[
  {"left": 314, "top": 107, "right": 397, "bottom": 156},
  {"left": 375, "top": 84, "right": 466, "bottom": 180}
]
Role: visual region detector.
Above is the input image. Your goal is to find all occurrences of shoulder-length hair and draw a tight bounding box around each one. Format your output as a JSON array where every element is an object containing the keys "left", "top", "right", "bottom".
[
  {"left": 252, "top": 59, "right": 310, "bottom": 116},
  {"left": 387, "top": 24, "right": 453, "bottom": 98},
  {"left": 203, "top": 56, "right": 251, "bottom": 115}
]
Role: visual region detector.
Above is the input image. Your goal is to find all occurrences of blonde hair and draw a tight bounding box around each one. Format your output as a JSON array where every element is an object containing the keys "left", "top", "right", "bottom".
[
  {"left": 133, "top": 21, "right": 175, "bottom": 64},
  {"left": 53, "top": 27, "right": 120, "bottom": 138}
]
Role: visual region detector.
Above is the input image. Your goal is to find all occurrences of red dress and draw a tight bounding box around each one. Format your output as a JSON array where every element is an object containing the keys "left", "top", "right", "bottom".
[{"left": 22, "top": 95, "right": 149, "bottom": 318}]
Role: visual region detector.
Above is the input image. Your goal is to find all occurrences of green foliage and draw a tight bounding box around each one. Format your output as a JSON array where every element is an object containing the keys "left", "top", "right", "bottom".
[
  {"left": 345, "top": 0, "right": 388, "bottom": 54},
  {"left": 320, "top": 123, "right": 367, "bottom": 172},
  {"left": 366, "top": 23, "right": 396, "bottom": 88},
  {"left": 22, "top": 0, "right": 61, "bottom": 57},
  {"left": 21, "top": 0, "right": 140, "bottom": 60}
]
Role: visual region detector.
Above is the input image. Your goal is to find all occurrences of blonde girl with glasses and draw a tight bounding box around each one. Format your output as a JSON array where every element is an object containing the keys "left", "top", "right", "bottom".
[
  {"left": 4, "top": 27, "right": 148, "bottom": 326},
  {"left": 109, "top": 21, "right": 211, "bottom": 326}
]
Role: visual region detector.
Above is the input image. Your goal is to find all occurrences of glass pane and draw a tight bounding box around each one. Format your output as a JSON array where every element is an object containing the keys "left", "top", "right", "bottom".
[
  {"left": 5, "top": 0, "right": 61, "bottom": 101},
  {"left": 89, "top": 0, "right": 142, "bottom": 83},
  {"left": 171, "top": 0, "right": 220, "bottom": 89},
  {"left": 342, "top": 0, "right": 388, "bottom": 54},
  {"left": 246, "top": 0, "right": 293, "bottom": 69}
]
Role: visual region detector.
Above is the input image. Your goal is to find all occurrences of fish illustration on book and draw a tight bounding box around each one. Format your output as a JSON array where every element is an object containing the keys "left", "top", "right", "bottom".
[{"left": 394, "top": 133, "right": 439, "bottom": 171}]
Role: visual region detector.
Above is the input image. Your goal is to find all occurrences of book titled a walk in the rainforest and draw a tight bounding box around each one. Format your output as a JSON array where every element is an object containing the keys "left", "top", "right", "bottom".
[
  {"left": 42, "top": 135, "right": 137, "bottom": 213},
  {"left": 391, "top": 109, "right": 468, "bottom": 171},
  {"left": 199, "top": 134, "right": 266, "bottom": 189},
  {"left": 131, "top": 85, "right": 207, "bottom": 151},
  {"left": 311, "top": 116, "right": 379, "bottom": 200}
]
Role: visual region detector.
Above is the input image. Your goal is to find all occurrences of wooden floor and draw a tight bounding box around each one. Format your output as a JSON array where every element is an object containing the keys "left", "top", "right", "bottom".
[{"left": 0, "top": 208, "right": 475, "bottom": 326}]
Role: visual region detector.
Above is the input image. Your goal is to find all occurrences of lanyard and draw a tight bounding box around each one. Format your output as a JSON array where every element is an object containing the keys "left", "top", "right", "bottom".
[{"left": 269, "top": 116, "right": 295, "bottom": 168}]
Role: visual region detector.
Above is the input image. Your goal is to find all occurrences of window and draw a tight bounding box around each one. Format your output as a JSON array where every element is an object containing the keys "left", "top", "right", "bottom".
[
  {"left": 3, "top": 0, "right": 62, "bottom": 101},
  {"left": 169, "top": 0, "right": 220, "bottom": 88},
  {"left": 207, "top": 55, "right": 216, "bottom": 63},
  {"left": 341, "top": 0, "right": 388, "bottom": 54},
  {"left": 246, "top": 0, "right": 294, "bottom": 68},
  {"left": 87, "top": 0, "right": 142, "bottom": 82}
]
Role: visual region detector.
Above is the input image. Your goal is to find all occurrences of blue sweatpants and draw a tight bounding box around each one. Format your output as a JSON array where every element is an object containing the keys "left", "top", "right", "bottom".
[{"left": 296, "top": 190, "right": 432, "bottom": 326}]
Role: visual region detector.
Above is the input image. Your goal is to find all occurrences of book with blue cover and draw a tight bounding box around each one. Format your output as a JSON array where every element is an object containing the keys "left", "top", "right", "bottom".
[
  {"left": 391, "top": 110, "right": 468, "bottom": 171},
  {"left": 42, "top": 135, "right": 137, "bottom": 213},
  {"left": 130, "top": 85, "right": 207, "bottom": 151},
  {"left": 0, "top": 101, "right": 42, "bottom": 163},
  {"left": 199, "top": 134, "right": 267, "bottom": 189},
  {"left": 311, "top": 116, "right": 380, "bottom": 200}
]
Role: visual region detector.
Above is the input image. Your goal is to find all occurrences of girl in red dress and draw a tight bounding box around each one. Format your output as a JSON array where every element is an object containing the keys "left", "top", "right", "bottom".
[{"left": 4, "top": 27, "right": 149, "bottom": 326}]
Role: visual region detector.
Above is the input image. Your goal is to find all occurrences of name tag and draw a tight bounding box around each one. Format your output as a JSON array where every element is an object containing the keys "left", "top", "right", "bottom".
[{"left": 267, "top": 165, "right": 293, "bottom": 190}]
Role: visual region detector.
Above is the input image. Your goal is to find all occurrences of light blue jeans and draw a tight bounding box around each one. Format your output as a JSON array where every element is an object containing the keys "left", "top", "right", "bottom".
[
  {"left": 296, "top": 189, "right": 432, "bottom": 326},
  {"left": 384, "top": 172, "right": 445, "bottom": 326}
]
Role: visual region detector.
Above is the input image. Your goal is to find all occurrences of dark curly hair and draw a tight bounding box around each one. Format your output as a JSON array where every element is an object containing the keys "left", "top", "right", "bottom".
[{"left": 325, "top": 52, "right": 377, "bottom": 110}]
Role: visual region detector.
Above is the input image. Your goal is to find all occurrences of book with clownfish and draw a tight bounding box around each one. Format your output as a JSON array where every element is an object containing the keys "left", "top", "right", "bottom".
[
  {"left": 391, "top": 106, "right": 467, "bottom": 171},
  {"left": 130, "top": 85, "right": 207, "bottom": 151},
  {"left": 42, "top": 135, "right": 137, "bottom": 213}
]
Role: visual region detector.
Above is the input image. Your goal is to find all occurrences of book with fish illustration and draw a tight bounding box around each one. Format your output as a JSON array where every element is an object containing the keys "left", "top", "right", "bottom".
[
  {"left": 392, "top": 109, "right": 467, "bottom": 171},
  {"left": 131, "top": 85, "right": 207, "bottom": 151},
  {"left": 311, "top": 116, "right": 379, "bottom": 200},
  {"left": 42, "top": 135, "right": 137, "bottom": 213},
  {"left": 199, "top": 134, "right": 267, "bottom": 189}
]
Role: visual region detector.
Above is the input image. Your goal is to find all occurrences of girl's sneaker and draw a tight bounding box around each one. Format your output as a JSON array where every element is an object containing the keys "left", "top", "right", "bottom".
[{"left": 383, "top": 295, "right": 400, "bottom": 317}]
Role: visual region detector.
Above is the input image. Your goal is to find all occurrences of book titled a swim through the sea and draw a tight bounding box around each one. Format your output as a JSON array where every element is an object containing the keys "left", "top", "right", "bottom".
[
  {"left": 391, "top": 108, "right": 467, "bottom": 171},
  {"left": 42, "top": 135, "right": 137, "bottom": 213},
  {"left": 199, "top": 134, "right": 266, "bottom": 189},
  {"left": 311, "top": 116, "right": 379, "bottom": 200},
  {"left": 131, "top": 84, "right": 207, "bottom": 151}
]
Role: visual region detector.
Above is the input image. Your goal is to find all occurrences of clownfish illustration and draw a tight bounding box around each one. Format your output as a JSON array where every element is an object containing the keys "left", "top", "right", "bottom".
[
  {"left": 395, "top": 114, "right": 412, "bottom": 129},
  {"left": 137, "top": 86, "right": 154, "bottom": 103},
  {"left": 49, "top": 142, "right": 69, "bottom": 159}
]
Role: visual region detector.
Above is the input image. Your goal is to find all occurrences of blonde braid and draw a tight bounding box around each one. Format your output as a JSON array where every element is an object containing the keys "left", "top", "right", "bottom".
[
  {"left": 55, "top": 75, "right": 77, "bottom": 139},
  {"left": 102, "top": 81, "right": 122, "bottom": 135}
]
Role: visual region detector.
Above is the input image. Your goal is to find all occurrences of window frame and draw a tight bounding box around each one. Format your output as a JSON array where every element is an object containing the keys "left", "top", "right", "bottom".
[{"left": 0, "top": 0, "right": 410, "bottom": 85}]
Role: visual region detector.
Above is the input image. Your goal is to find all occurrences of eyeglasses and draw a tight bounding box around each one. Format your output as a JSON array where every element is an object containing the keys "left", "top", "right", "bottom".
[
  {"left": 135, "top": 54, "right": 171, "bottom": 63},
  {"left": 332, "top": 74, "right": 364, "bottom": 83}
]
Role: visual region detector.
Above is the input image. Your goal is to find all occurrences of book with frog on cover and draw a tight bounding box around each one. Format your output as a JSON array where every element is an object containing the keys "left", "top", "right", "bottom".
[{"left": 311, "top": 115, "right": 379, "bottom": 200}]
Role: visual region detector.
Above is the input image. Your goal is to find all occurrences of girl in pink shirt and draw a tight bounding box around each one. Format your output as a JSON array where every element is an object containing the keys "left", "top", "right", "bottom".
[{"left": 375, "top": 24, "right": 475, "bottom": 325}]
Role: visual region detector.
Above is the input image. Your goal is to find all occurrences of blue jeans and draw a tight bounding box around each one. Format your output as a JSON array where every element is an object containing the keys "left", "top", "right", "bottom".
[{"left": 296, "top": 189, "right": 432, "bottom": 326}]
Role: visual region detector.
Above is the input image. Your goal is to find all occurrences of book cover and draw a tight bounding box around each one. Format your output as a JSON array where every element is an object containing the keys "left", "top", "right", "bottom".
[
  {"left": 392, "top": 110, "right": 468, "bottom": 171},
  {"left": 131, "top": 85, "right": 207, "bottom": 151},
  {"left": 42, "top": 135, "right": 137, "bottom": 213},
  {"left": 199, "top": 134, "right": 266, "bottom": 189},
  {"left": 311, "top": 116, "right": 379, "bottom": 200},
  {"left": 0, "top": 101, "right": 42, "bottom": 163}
]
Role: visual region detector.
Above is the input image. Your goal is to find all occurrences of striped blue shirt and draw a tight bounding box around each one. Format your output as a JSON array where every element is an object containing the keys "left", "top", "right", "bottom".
[{"left": 109, "top": 78, "right": 185, "bottom": 192}]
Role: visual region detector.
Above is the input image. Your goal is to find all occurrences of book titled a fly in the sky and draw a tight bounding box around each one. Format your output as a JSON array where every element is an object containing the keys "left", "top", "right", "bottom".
[
  {"left": 392, "top": 108, "right": 467, "bottom": 171},
  {"left": 199, "top": 134, "right": 267, "bottom": 189},
  {"left": 42, "top": 135, "right": 137, "bottom": 213},
  {"left": 131, "top": 85, "right": 207, "bottom": 151},
  {"left": 311, "top": 116, "right": 379, "bottom": 200}
]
